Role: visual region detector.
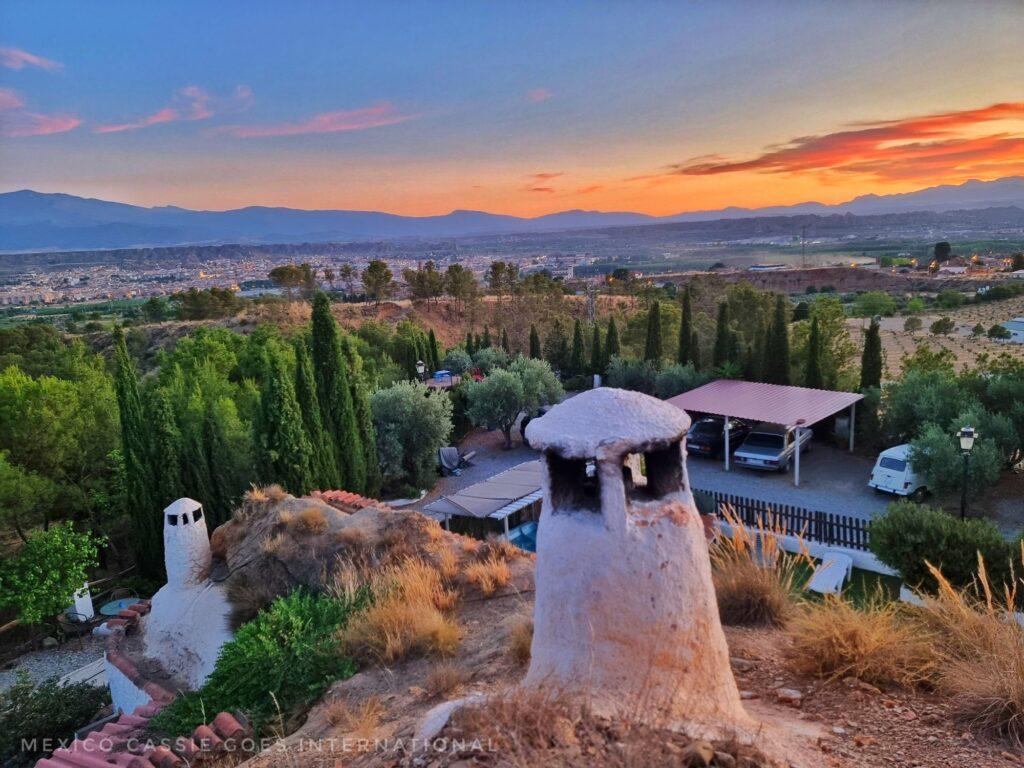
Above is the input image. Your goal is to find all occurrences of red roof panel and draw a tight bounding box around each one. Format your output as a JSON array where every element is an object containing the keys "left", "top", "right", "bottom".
[{"left": 666, "top": 379, "right": 862, "bottom": 428}]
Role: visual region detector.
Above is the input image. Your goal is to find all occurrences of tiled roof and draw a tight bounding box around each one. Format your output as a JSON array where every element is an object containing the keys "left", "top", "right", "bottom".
[
  {"left": 35, "top": 600, "right": 251, "bottom": 768},
  {"left": 307, "top": 489, "right": 382, "bottom": 512}
]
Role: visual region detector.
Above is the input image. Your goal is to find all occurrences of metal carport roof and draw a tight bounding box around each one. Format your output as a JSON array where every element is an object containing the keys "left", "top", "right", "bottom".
[{"left": 666, "top": 379, "right": 862, "bottom": 428}]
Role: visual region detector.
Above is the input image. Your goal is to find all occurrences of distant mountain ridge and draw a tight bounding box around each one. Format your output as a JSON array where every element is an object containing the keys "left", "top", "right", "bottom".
[{"left": 2, "top": 176, "right": 1023, "bottom": 252}]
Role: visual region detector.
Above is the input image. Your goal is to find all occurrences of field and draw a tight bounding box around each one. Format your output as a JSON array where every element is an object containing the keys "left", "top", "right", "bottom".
[{"left": 848, "top": 293, "right": 1024, "bottom": 375}]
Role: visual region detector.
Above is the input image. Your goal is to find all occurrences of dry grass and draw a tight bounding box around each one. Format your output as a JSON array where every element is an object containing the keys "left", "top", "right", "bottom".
[
  {"left": 292, "top": 506, "right": 329, "bottom": 535},
  {"left": 710, "top": 507, "right": 811, "bottom": 627},
  {"left": 918, "top": 560, "right": 1024, "bottom": 747},
  {"left": 464, "top": 554, "right": 512, "bottom": 596},
  {"left": 324, "top": 694, "right": 384, "bottom": 739},
  {"left": 260, "top": 531, "right": 287, "bottom": 556},
  {"left": 508, "top": 614, "right": 534, "bottom": 665},
  {"left": 423, "top": 661, "right": 467, "bottom": 698},
  {"left": 436, "top": 545, "right": 461, "bottom": 580},
  {"left": 340, "top": 558, "right": 463, "bottom": 663},
  {"left": 787, "top": 595, "right": 937, "bottom": 688}
]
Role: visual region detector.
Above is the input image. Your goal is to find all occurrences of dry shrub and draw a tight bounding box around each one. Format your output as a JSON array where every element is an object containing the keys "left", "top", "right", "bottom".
[
  {"left": 436, "top": 545, "right": 461, "bottom": 580},
  {"left": 787, "top": 595, "right": 937, "bottom": 687},
  {"left": 293, "top": 506, "right": 329, "bottom": 535},
  {"left": 710, "top": 507, "right": 810, "bottom": 627},
  {"left": 423, "top": 662, "right": 467, "bottom": 698},
  {"left": 261, "top": 532, "right": 286, "bottom": 556},
  {"left": 324, "top": 695, "right": 384, "bottom": 739},
  {"left": 508, "top": 614, "right": 534, "bottom": 664},
  {"left": 477, "top": 537, "right": 523, "bottom": 563},
  {"left": 341, "top": 559, "right": 463, "bottom": 663},
  {"left": 277, "top": 509, "right": 294, "bottom": 527},
  {"left": 448, "top": 687, "right": 580, "bottom": 756},
  {"left": 464, "top": 555, "right": 511, "bottom": 596},
  {"left": 919, "top": 559, "right": 1024, "bottom": 747},
  {"left": 243, "top": 484, "right": 270, "bottom": 504}
]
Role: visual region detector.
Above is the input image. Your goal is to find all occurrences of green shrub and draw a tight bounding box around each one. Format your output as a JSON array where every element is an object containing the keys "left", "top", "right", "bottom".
[
  {"left": 869, "top": 501, "right": 1017, "bottom": 592},
  {"left": 150, "top": 588, "right": 369, "bottom": 736},
  {"left": 0, "top": 672, "right": 110, "bottom": 768},
  {"left": 560, "top": 374, "right": 591, "bottom": 392},
  {"left": 605, "top": 356, "right": 657, "bottom": 394}
]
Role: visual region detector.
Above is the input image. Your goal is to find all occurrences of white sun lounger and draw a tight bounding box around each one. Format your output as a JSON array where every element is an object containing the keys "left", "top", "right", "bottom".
[{"left": 807, "top": 551, "right": 854, "bottom": 595}]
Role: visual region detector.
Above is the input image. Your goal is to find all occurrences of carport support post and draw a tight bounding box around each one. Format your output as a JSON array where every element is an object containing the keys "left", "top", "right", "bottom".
[
  {"left": 849, "top": 402, "right": 856, "bottom": 452},
  {"left": 723, "top": 415, "right": 730, "bottom": 471},
  {"left": 793, "top": 426, "right": 802, "bottom": 487},
  {"left": 503, "top": 514, "right": 510, "bottom": 539}
]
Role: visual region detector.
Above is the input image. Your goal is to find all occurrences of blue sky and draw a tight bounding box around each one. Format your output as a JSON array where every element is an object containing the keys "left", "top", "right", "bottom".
[{"left": 1, "top": 1, "right": 1022, "bottom": 215}]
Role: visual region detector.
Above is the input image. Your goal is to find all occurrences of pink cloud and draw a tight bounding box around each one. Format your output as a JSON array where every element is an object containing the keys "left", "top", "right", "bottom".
[
  {"left": 93, "top": 84, "right": 252, "bottom": 133},
  {"left": 216, "top": 101, "right": 416, "bottom": 138},
  {"left": 526, "top": 88, "right": 552, "bottom": 103},
  {"left": 529, "top": 171, "right": 563, "bottom": 181},
  {"left": 0, "top": 46, "right": 62, "bottom": 71},
  {"left": 0, "top": 86, "right": 79, "bottom": 137}
]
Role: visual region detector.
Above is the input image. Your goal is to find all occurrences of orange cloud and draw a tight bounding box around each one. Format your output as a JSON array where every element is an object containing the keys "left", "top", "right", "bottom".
[
  {"left": 217, "top": 100, "right": 416, "bottom": 138},
  {"left": 94, "top": 85, "right": 250, "bottom": 133},
  {"left": 0, "top": 46, "right": 62, "bottom": 71},
  {"left": 0, "top": 87, "right": 79, "bottom": 137},
  {"left": 528, "top": 186, "right": 555, "bottom": 194},
  {"left": 529, "top": 171, "right": 563, "bottom": 181},
  {"left": 526, "top": 88, "right": 552, "bottom": 103},
  {"left": 666, "top": 101, "right": 1024, "bottom": 182}
]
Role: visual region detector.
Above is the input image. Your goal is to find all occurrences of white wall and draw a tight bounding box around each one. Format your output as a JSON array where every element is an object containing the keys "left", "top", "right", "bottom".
[{"left": 105, "top": 655, "right": 150, "bottom": 715}]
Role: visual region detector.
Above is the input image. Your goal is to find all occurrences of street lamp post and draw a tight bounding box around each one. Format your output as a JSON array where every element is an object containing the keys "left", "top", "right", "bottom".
[
  {"left": 415, "top": 360, "right": 426, "bottom": 382},
  {"left": 958, "top": 425, "right": 977, "bottom": 520}
]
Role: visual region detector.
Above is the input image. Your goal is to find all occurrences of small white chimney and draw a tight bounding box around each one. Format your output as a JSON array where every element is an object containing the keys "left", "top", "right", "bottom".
[
  {"left": 523, "top": 387, "right": 755, "bottom": 740},
  {"left": 162, "top": 497, "right": 210, "bottom": 587}
]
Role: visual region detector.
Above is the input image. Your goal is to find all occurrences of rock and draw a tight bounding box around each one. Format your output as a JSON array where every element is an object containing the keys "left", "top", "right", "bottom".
[
  {"left": 713, "top": 751, "right": 737, "bottom": 768},
  {"left": 774, "top": 688, "right": 803, "bottom": 707},
  {"left": 831, "top": 726, "right": 847, "bottom": 735},
  {"left": 680, "top": 740, "right": 715, "bottom": 767},
  {"left": 42, "top": 637, "right": 58, "bottom": 649},
  {"left": 739, "top": 690, "right": 758, "bottom": 700},
  {"left": 853, "top": 735, "right": 876, "bottom": 747},
  {"left": 730, "top": 657, "right": 755, "bottom": 673}
]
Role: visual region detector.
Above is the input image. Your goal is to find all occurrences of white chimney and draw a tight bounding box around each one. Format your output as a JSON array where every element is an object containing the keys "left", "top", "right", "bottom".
[
  {"left": 162, "top": 497, "right": 210, "bottom": 587},
  {"left": 523, "top": 387, "right": 755, "bottom": 741}
]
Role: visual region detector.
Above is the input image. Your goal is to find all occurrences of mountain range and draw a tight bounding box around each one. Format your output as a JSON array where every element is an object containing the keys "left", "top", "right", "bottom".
[{"left": 2, "top": 176, "right": 1024, "bottom": 253}]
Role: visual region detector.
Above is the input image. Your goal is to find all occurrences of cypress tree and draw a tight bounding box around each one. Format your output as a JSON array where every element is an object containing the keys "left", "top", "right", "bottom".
[
  {"left": 690, "top": 331, "right": 701, "bottom": 371},
  {"left": 427, "top": 328, "right": 441, "bottom": 372},
  {"left": 474, "top": 333, "right": 483, "bottom": 352},
  {"left": 501, "top": 328, "right": 511, "bottom": 354},
  {"left": 589, "top": 324, "right": 603, "bottom": 376},
  {"left": 643, "top": 301, "right": 662, "bottom": 364},
  {"left": 529, "top": 324, "right": 541, "bottom": 359},
  {"left": 713, "top": 302, "right": 732, "bottom": 368},
  {"left": 678, "top": 288, "right": 693, "bottom": 364},
  {"left": 466, "top": 331, "right": 475, "bottom": 356},
  {"left": 569, "top": 319, "right": 586, "bottom": 376},
  {"left": 202, "top": 401, "right": 237, "bottom": 528},
  {"left": 113, "top": 330, "right": 160, "bottom": 578},
  {"left": 482, "top": 325, "right": 492, "bottom": 349},
  {"left": 341, "top": 335, "right": 381, "bottom": 497},
  {"left": 605, "top": 317, "right": 620, "bottom": 363},
  {"left": 147, "top": 388, "right": 185, "bottom": 510},
  {"left": 763, "top": 294, "right": 791, "bottom": 385},
  {"left": 860, "top": 318, "right": 883, "bottom": 390},
  {"left": 256, "top": 352, "right": 314, "bottom": 495},
  {"left": 311, "top": 292, "right": 365, "bottom": 492},
  {"left": 294, "top": 339, "right": 339, "bottom": 490},
  {"left": 804, "top": 315, "right": 824, "bottom": 389}
]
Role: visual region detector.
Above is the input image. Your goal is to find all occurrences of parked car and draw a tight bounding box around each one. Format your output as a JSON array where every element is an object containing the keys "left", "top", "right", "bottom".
[
  {"left": 686, "top": 416, "right": 751, "bottom": 458},
  {"left": 733, "top": 423, "right": 811, "bottom": 472},
  {"left": 868, "top": 444, "right": 926, "bottom": 499}
]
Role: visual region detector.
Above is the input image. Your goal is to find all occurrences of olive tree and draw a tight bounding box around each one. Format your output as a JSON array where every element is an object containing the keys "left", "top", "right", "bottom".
[
  {"left": 467, "top": 369, "right": 524, "bottom": 449},
  {"left": 371, "top": 381, "right": 453, "bottom": 496}
]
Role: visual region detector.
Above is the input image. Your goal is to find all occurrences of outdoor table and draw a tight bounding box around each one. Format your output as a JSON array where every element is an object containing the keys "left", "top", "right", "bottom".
[{"left": 99, "top": 597, "right": 141, "bottom": 616}]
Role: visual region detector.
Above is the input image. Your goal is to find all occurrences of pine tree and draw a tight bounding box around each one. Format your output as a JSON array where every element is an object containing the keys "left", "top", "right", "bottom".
[
  {"left": 256, "top": 352, "right": 314, "bottom": 495},
  {"left": 569, "top": 319, "right": 586, "bottom": 376},
  {"left": 482, "top": 325, "right": 492, "bottom": 349},
  {"left": 763, "top": 294, "right": 791, "bottom": 385},
  {"left": 341, "top": 335, "right": 381, "bottom": 497},
  {"left": 113, "top": 330, "right": 160, "bottom": 578},
  {"left": 529, "top": 324, "right": 541, "bottom": 359},
  {"left": 589, "top": 324, "right": 603, "bottom": 376},
  {"left": 427, "top": 328, "right": 441, "bottom": 372},
  {"left": 501, "top": 328, "right": 510, "bottom": 354},
  {"left": 311, "top": 292, "right": 365, "bottom": 492},
  {"left": 690, "top": 331, "right": 701, "bottom": 371},
  {"left": 804, "top": 316, "right": 824, "bottom": 389},
  {"left": 294, "top": 339, "right": 339, "bottom": 490},
  {"left": 147, "top": 388, "right": 184, "bottom": 510},
  {"left": 678, "top": 287, "right": 693, "bottom": 364},
  {"left": 605, "top": 317, "right": 620, "bottom": 364},
  {"left": 466, "top": 331, "right": 475, "bottom": 356},
  {"left": 713, "top": 302, "right": 732, "bottom": 369},
  {"left": 859, "top": 318, "right": 883, "bottom": 390},
  {"left": 643, "top": 301, "right": 662, "bottom": 364}
]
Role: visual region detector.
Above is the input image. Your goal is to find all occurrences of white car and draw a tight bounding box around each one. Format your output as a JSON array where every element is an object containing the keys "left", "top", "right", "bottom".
[
  {"left": 733, "top": 423, "right": 811, "bottom": 473},
  {"left": 868, "top": 444, "right": 926, "bottom": 499}
]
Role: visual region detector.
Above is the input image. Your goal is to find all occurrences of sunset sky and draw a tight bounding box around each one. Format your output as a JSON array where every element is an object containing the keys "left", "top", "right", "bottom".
[{"left": 1, "top": 1, "right": 1022, "bottom": 217}]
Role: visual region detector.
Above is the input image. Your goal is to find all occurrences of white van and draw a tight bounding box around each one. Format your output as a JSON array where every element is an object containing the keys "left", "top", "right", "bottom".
[{"left": 868, "top": 444, "right": 926, "bottom": 499}]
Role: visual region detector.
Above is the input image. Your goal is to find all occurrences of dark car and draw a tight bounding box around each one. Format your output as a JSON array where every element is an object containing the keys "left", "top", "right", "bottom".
[{"left": 685, "top": 416, "right": 751, "bottom": 458}]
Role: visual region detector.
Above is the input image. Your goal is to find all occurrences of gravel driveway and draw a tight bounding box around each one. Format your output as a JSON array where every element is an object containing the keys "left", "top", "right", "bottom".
[{"left": 0, "top": 635, "right": 105, "bottom": 691}]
